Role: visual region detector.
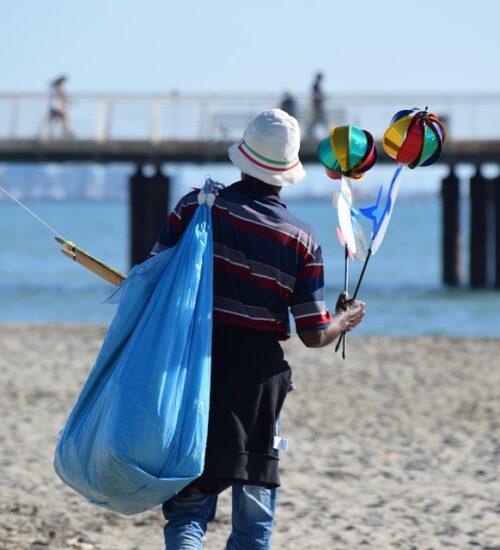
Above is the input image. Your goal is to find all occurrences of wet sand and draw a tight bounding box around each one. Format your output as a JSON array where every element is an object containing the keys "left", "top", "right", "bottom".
[{"left": 1, "top": 325, "right": 500, "bottom": 549}]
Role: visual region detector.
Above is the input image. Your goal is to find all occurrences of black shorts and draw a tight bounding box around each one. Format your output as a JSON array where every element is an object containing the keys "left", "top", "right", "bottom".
[{"left": 193, "top": 324, "right": 292, "bottom": 489}]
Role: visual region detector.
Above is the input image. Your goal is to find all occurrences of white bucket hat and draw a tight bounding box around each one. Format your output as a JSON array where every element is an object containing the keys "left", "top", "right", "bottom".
[{"left": 228, "top": 109, "right": 306, "bottom": 187}]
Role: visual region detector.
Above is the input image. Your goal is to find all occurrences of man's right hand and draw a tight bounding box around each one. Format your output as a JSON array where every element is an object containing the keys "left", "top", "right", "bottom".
[
  {"left": 334, "top": 291, "right": 366, "bottom": 333},
  {"left": 297, "top": 291, "right": 366, "bottom": 348}
]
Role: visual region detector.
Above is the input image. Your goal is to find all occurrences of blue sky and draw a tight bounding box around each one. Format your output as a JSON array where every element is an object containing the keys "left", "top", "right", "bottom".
[{"left": 2, "top": 0, "right": 500, "bottom": 95}]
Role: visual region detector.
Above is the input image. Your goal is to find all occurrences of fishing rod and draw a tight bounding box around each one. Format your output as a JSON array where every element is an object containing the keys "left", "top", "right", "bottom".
[{"left": 0, "top": 185, "right": 126, "bottom": 286}]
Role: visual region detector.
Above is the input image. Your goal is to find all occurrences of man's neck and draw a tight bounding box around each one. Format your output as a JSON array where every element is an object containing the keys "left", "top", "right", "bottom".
[{"left": 240, "top": 175, "right": 281, "bottom": 196}]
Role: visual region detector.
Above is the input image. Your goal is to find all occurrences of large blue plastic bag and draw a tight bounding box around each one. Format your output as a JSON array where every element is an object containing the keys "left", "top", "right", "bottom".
[{"left": 54, "top": 202, "right": 213, "bottom": 515}]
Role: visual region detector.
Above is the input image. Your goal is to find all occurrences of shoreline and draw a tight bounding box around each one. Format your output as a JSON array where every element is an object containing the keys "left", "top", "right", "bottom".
[{"left": 1, "top": 321, "right": 499, "bottom": 340}]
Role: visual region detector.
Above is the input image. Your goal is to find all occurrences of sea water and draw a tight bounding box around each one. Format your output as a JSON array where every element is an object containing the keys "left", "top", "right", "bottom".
[{"left": 0, "top": 171, "right": 499, "bottom": 336}]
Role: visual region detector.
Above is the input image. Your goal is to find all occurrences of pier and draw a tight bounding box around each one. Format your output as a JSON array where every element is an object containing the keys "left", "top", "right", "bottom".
[{"left": 1, "top": 91, "right": 499, "bottom": 286}]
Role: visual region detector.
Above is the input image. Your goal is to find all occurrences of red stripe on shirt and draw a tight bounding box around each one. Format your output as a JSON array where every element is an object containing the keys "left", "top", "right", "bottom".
[
  {"left": 168, "top": 211, "right": 182, "bottom": 233},
  {"left": 214, "top": 257, "right": 293, "bottom": 300},
  {"left": 213, "top": 205, "right": 314, "bottom": 262},
  {"left": 214, "top": 310, "right": 289, "bottom": 335},
  {"left": 295, "top": 311, "right": 332, "bottom": 330}
]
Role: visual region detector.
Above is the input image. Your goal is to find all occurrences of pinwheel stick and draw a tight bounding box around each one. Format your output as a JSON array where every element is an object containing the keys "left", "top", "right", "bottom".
[
  {"left": 335, "top": 247, "right": 372, "bottom": 356},
  {"left": 341, "top": 244, "right": 349, "bottom": 359}
]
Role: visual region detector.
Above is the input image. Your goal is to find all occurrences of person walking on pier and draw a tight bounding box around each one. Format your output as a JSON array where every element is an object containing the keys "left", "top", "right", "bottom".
[
  {"left": 40, "top": 75, "right": 73, "bottom": 139},
  {"left": 152, "top": 109, "right": 366, "bottom": 549}
]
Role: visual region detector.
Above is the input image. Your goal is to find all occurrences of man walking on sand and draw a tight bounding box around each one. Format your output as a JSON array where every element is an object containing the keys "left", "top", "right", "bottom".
[{"left": 151, "top": 109, "right": 365, "bottom": 549}]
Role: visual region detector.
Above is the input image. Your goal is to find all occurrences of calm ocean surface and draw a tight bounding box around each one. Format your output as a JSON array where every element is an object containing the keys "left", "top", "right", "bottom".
[{"left": 0, "top": 191, "right": 499, "bottom": 337}]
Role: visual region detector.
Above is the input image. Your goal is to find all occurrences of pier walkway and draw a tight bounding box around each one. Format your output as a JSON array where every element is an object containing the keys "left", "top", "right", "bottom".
[{"left": 1, "top": 91, "right": 499, "bottom": 287}]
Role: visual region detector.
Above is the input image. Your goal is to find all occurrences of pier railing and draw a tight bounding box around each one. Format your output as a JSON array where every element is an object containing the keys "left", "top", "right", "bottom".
[{"left": 1, "top": 92, "right": 500, "bottom": 143}]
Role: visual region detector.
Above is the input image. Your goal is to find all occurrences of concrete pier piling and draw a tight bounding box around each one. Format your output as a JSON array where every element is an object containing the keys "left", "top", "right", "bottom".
[
  {"left": 469, "top": 166, "right": 489, "bottom": 288},
  {"left": 495, "top": 174, "right": 500, "bottom": 289},
  {"left": 441, "top": 166, "right": 461, "bottom": 286},
  {"left": 441, "top": 165, "right": 500, "bottom": 289},
  {"left": 129, "top": 165, "right": 170, "bottom": 266}
]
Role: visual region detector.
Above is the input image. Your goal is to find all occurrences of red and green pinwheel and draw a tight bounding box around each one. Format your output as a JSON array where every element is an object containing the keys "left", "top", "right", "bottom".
[
  {"left": 317, "top": 124, "right": 377, "bottom": 259},
  {"left": 361, "top": 107, "right": 448, "bottom": 259},
  {"left": 317, "top": 124, "right": 378, "bottom": 358},
  {"left": 382, "top": 107, "right": 447, "bottom": 168}
]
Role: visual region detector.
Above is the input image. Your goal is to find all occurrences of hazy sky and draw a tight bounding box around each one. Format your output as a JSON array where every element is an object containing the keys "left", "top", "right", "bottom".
[{"left": 2, "top": 0, "right": 500, "bottom": 95}]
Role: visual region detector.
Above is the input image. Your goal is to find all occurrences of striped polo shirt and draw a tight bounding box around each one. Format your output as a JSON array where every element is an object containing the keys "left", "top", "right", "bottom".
[{"left": 151, "top": 178, "right": 332, "bottom": 340}]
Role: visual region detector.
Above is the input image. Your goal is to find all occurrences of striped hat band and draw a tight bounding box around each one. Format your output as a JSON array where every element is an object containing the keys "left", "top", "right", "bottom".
[{"left": 238, "top": 140, "right": 301, "bottom": 173}]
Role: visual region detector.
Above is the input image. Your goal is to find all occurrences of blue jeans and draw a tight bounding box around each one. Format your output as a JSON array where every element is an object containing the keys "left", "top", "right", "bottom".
[{"left": 163, "top": 484, "right": 277, "bottom": 549}]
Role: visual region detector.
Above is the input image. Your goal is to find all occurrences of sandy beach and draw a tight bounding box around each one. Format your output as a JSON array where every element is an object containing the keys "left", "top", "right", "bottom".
[{"left": 1, "top": 324, "right": 500, "bottom": 549}]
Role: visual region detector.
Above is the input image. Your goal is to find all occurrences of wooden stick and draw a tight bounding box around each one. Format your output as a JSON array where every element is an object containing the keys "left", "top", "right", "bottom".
[{"left": 55, "top": 237, "right": 126, "bottom": 287}]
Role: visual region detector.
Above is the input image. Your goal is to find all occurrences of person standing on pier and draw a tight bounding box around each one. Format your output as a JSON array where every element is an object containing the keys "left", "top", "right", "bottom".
[
  {"left": 152, "top": 109, "right": 366, "bottom": 549},
  {"left": 279, "top": 90, "right": 298, "bottom": 119},
  {"left": 306, "top": 71, "right": 328, "bottom": 139}
]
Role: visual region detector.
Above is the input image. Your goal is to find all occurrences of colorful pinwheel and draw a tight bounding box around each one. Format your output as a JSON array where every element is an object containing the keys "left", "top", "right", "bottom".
[
  {"left": 361, "top": 107, "right": 447, "bottom": 258},
  {"left": 383, "top": 107, "right": 447, "bottom": 168},
  {"left": 317, "top": 124, "right": 377, "bottom": 256},
  {"left": 317, "top": 124, "right": 378, "bottom": 358},
  {"left": 334, "top": 108, "right": 447, "bottom": 355},
  {"left": 318, "top": 124, "right": 378, "bottom": 181}
]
